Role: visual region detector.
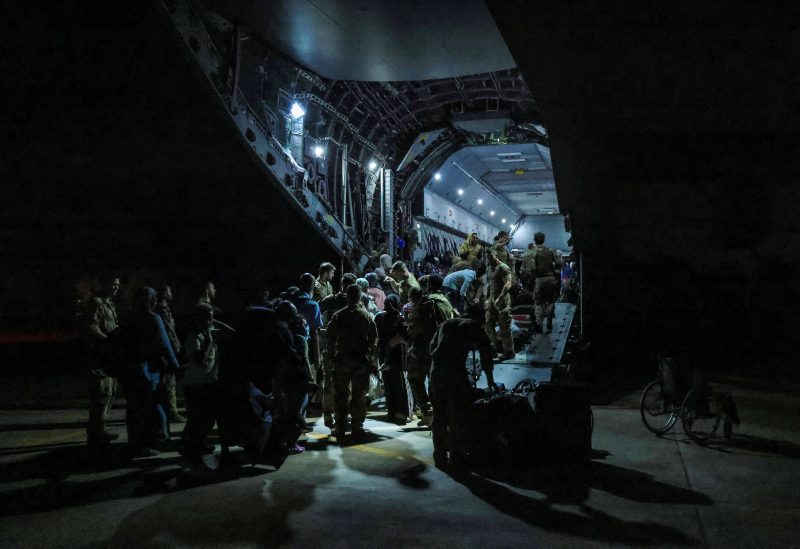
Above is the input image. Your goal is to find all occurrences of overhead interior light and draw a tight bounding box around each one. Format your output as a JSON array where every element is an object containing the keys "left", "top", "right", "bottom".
[
  {"left": 509, "top": 224, "right": 514, "bottom": 229},
  {"left": 489, "top": 210, "right": 495, "bottom": 216},
  {"left": 290, "top": 102, "right": 306, "bottom": 119},
  {"left": 501, "top": 218, "right": 507, "bottom": 223},
  {"left": 477, "top": 198, "right": 483, "bottom": 205},
  {"left": 497, "top": 152, "right": 522, "bottom": 157},
  {"left": 457, "top": 188, "right": 464, "bottom": 196},
  {"left": 501, "top": 158, "right": 527, "bottom": 163},
  {"left": 434, "top": 172, "right": 442, "bottom": 181},
  {"left": 314, "top": 146, "right": 324, "bottom": 158},
  {"left": 368, "top": 160, "right": 378, "bottom": 171},
  {"left": 416, "top": 223, "right": 421, "bottom": 229}
]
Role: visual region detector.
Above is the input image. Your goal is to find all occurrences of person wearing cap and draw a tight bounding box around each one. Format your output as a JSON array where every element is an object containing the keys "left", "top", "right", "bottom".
[{"left": 326, "top": 285, "right": 378, "bottom": 439}]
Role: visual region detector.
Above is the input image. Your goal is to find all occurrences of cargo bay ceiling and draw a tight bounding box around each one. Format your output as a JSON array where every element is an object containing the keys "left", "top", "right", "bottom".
[
  {"left": 207, "top": 0, "right": 517, "bottom": 81},
  {"left": 196, "top": 0, "right": 556, "bottom": 239}
]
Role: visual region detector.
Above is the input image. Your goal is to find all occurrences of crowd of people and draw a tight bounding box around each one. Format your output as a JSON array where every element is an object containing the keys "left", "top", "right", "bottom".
[{"left": 80, "top": 230, "right": 568, "bottom": 471}]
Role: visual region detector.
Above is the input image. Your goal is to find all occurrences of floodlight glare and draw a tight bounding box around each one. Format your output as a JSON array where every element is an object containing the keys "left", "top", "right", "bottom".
[
  {"left": 489, "top": 211, "right": 495, "bottom": 216},
  {"left": 501, "top": 218, "right": 507, "bottom": 223},
  {"left": 290, "top": 102, "right": 306, "bottom": 119},
  {"left": 368, "top": 160, "right": 378, "bottom": 171},
  {"left": 457, "top": 188, "right": 464, "bottom": 196},
  {"left": 416, "top": 223, "right": 421, "bottom": 229},
  {"left": 477, "top": 198, "right": 483, "bottom": 205},
  {"left": 509, "top": 224, "right": 514, "bottom": 229},
  {"left": 434, "top": 172, "right": 442, "bottom": 181},
  {"left": 314, "top": 146, "right": 324, "bottom": 158}
]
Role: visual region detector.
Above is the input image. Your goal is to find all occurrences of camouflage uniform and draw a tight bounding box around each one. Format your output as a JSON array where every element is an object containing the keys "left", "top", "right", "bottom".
[
  {"left": 485, "top": 261, "right": 514, "bottom": 354},
  {"left": 407, "top": 292, "right": 454, "bottom": 417},
  {"left": 318, "top": 290, "right": 347, "bottom": 424},
  {"left": 86, "top": 296, "right": 119, "bottom": 446},
  {"left": 521, "top": 244, "right": 562, "bottom": 331},
  {"left": 313, "top": 279, "right": 334, "bottom": 303},
  {"left": 493, "top": 241, "right": 515, "bottom": 279},
  {"left": 326, "top": 303, "right": 377, "bottom": 432},
  {"left": 397, "top": 272, "right": 420, "bottom": 304}
]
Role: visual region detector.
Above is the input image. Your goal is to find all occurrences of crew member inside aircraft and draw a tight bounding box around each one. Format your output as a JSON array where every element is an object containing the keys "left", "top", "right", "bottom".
[
  {"left": 520, "top": 231, "right": 562, "bottom": 333},
  {"left": 485, "top": 249, "right": 514, "bottom": 359},
  {"left": 385, "top": 260, "right": 420, "bottom": 304},
  {"left": 491, "top": 230, "right": 515, "bottom": 277},
  {"left": 458, "top": 232, "right": 484, "bottom": 263}
]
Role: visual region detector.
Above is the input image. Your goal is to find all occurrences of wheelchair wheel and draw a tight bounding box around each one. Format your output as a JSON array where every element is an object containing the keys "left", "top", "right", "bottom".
[
  {"left": 681, "top": 385, "right": 721, "bottom": 443},
  {"left": 640, "top": 380, "right": 678, "bottom": 435}
]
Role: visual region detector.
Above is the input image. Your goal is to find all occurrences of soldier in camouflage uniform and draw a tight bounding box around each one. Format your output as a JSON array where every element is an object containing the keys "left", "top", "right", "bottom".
[
  {"left": 313, "top": 262, "right": 336, "bottom": 303},
  {"left": 520, "top": 231, "right": 562, "bottom": 332},
  {"left": 326, "top": 285, "right": 378, "bottom": 439},
  {"left": 85, "top": 274, "right": 121, "bottom": 449},
  {"left": 485, "top": 249, "right": 515, "bottom": 359},
  {"left": 386, "top": 261, "right": 420, "bottom": 304},
  {"left": 406, "top": 275, "right": 453, "bottom": 427},
  {"left": 491, "top": 230, "right": 516, "bottom": 279},
  {"left": 312, "top": 262, "right": 336, "bottom": 424}
]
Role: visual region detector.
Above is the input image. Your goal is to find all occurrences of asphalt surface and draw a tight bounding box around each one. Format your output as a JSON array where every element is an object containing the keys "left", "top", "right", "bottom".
[{"left": 0, "top": 378, "right": 798, "bottom": 548}]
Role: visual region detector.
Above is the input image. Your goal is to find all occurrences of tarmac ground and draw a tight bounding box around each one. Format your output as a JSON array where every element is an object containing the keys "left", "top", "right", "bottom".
[{"left": 0, "top": 375, "right": 799, "bottom": 548}]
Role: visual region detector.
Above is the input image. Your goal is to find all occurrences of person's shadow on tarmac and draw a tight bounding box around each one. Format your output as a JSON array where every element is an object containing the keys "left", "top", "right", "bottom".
[{"left": 442, "top": 448, "right": 711, "bottom": 546}]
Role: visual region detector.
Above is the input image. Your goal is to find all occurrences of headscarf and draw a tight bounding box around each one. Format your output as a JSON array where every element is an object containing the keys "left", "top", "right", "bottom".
[
  {"left": 356, "top": 278, "right": 369, "bottom": 292},
  {"left": 379, "top": 254, "right": 393, "bottom": 272},
  {"left": 132, "top": 286, "right": 157, "bottom": 315}
]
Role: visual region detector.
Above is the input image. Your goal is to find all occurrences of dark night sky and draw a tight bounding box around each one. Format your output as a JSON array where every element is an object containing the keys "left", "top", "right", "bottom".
[
  {"left": 487, "top": 1, "right": 800, "bottom": 377},
  {"left": 2, "top": 1, "right": 337, "bottom": 326},
  {"left": 3, "top": 2, "right": 800, "bottom": 379}
]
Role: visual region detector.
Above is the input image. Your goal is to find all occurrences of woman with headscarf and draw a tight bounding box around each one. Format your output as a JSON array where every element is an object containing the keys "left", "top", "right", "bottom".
[
  {"left": 374, "top": 294, "right": 414, "bottom": 423},
  {"left": 459, "top": 233, "right": 483, "bottom": 263},
  {"left": 118, "top": 286, "right": 182, "bottom": 457},
  {"left": 364, "top": 272, "right": 387, "bottom": 311},
  {"left": 356, "top": 277, "right": 380, "bottom": 317}
]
